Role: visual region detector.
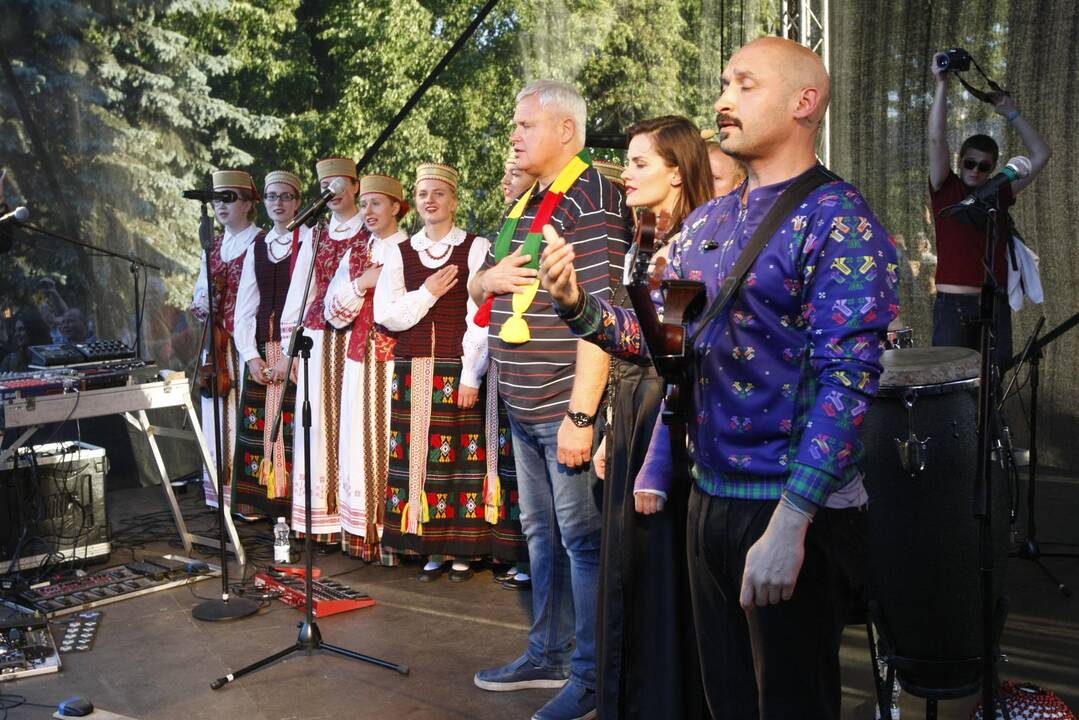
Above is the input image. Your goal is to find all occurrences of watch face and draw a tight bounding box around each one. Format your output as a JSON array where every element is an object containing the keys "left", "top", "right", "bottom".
[
  {"left": 623, "top": 242, "right": 639, "bottom": 287},
  {"left": 567, "top": 411, "right": 593, "bottom": 427}
]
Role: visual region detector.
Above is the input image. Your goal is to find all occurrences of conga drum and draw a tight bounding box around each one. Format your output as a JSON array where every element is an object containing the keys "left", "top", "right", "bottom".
[{"left": 861, "top": 347, "right": 1009, "bottom": 697}]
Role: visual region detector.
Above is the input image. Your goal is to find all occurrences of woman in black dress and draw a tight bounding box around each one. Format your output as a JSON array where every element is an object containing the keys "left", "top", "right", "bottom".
[{"left": 595, "top": 116, "right": 714, "bottom": 720}]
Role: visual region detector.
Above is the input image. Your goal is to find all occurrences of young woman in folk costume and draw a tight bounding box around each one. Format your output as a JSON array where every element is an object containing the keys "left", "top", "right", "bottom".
[
  {"left": 190, "top": 169, "right": 263, "bottom": 511},
  {"left": 485, "top": 150, "right": 537, "bottom": 590},
  {"left": 597, "top": 117, "right": 713, "bottom": 719},
  {"left": 278, "top": 157, "right": 369, "bottom": 546},
  {"left": 230, "top": 170, "right": 310, "bottom": 519},
  {"left": 323, "top": 173, "right": 409, "bottom": 561},
  {"left": 374, "top": 163, "right": 491, "bottom": 582}
]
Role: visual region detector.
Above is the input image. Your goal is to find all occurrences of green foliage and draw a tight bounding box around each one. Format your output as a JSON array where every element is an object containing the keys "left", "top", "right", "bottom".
[
  {"left": 0, "top": 0, "right": 283, "bottom": 328},
  {"left": 0, "top": 0, "right": 770, "bottom": 327}
]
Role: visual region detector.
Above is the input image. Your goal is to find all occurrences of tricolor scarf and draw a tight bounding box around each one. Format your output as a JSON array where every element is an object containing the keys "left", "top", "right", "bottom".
[{"left": 474, "top": 149, "right": 592, "bottom": 343}]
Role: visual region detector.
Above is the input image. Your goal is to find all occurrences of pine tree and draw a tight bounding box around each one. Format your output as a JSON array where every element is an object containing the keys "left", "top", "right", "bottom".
[{"left": 0, "top": 0, "right": 282, "bottom": 347}]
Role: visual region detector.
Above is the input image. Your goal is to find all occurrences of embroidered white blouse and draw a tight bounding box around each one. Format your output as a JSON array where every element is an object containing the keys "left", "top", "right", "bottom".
[{"left": 372, "top": 226, "right": 489, "bottom": 387}]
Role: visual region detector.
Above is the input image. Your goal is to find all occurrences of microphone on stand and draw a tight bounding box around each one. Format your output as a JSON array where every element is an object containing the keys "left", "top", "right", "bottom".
[
  {"left": 0, "top": 206, "right": 29, "bottom": 225},
  {"left": 182, "top": 189, "right": 239, "bottom": 203},
  {"left": 959, "top": 156, "right": 1031, "bottom": 207},
  {"left": 288, "top": 177, "right": 348, "bottom": 231}
]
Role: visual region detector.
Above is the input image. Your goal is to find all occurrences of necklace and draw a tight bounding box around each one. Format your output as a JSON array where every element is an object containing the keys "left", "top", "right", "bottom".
[{"left": 424, "top": 242, "right": 451, "bottom": 261}]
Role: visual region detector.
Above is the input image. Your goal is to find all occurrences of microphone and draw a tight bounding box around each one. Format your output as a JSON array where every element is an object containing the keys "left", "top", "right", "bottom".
[
  {"left": 288, "top": 177, "right": 348, "bottom": 231},
  {"left": 0, "top": 206, "right": 29, "bottom": 225},
  {"left": 960, "top": 156, "right": 1031, "bottom": 207},
  {"left": 182, "top": 189, "right": 238, "bottom": 203}
]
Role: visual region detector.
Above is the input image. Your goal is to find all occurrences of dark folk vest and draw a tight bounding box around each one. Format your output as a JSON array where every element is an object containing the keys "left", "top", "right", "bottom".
[
  {"left": 391, "top": 233, "right": 475, "bottom": 359},
  {"left": 253, "top": 236, "right": 293, "bottom": 345}
]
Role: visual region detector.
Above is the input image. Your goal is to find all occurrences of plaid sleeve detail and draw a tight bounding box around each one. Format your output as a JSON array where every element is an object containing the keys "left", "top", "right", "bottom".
[
  {"left": 783, "top": 462, "right": 839, "bottom": 508},
  {"left": 558, "top": 292, "right": 651, "bottom": 365}
]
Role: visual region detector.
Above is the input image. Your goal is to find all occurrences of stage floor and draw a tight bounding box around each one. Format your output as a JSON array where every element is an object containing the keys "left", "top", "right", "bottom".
[{"left": 4, "top": 472, "right": 1079, "bottom": 720}]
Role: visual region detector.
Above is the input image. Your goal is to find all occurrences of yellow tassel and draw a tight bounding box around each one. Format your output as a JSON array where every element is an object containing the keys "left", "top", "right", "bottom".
[
  {"left": 498, "top": 315, "right": 531, "bottom": 344},
  {"left": 484, "top": 475, "right": 502, "bottom": 525},
  {"left": 400, "top": 503, "right": 409, "bottom": 533},
  {"left": 420, "top": 492, "right": 430, "bottom": 523},
  {"left": 258, "top": 458, "right": 272, "bottom": 488},
  {"left": 266, "top": 461, "right": 279, "bottom": 497}
]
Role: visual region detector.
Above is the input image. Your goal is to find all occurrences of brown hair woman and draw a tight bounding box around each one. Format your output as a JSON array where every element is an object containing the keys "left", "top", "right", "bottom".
[{"left": 598, "top": 115, "right": 712, "bottom": 720}]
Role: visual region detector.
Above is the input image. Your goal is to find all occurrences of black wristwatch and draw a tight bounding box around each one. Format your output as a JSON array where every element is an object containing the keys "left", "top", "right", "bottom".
[{"left": 566, "top": 409, "right": 597, "bottom": 428}]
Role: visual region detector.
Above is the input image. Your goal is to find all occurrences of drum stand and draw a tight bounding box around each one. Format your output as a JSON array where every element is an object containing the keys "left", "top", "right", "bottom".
[{"left": 1006, "top": 312, "right": 1079, "bottom": 597}]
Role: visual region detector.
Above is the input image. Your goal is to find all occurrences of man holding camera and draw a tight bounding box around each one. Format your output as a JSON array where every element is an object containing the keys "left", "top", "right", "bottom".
[{"left": 928, "top": 50, "right": 1051, "bottom": 366}]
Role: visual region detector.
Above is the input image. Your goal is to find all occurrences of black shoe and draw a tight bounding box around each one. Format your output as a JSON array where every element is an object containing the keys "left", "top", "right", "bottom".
[
  {"left": 417, "top": 563, "right": 446, "bottom": 582},
  {"left": 316, "top": 543, "right": 340, "bottom": 556},
  {"left": 449, "top": 566, "right": 475, "bottom": 582},
  {"left": 502, "top": 575, "right": 531, "bottom": 591},
  {"left": 493, "top": 567, "right": 517, "bottom": 583}
]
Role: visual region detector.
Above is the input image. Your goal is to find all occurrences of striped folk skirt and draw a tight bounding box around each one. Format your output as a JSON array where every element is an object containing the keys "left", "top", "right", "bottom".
[
  {"left": 382, "top": 358, "right": 492, "bottom": 558},
  {"left": 231, "top": 342, "right": 294, "bottom": 519}
]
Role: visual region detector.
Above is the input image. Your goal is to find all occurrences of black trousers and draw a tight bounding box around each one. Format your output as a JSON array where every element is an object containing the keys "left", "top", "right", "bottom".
[{"left": 686, "top": 486, "right": 867, "bottom": 720}]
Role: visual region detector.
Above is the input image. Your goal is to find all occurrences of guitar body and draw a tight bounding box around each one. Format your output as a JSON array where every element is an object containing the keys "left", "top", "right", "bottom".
[
  {"left": 653, "top": 279, "right": 705, "bottom": 422},
  {"left": 624, "top": 211, "right": 706, "bottom": 426},
  {"left": 198, "top": 325, "right": 232, "bottom": 398}
]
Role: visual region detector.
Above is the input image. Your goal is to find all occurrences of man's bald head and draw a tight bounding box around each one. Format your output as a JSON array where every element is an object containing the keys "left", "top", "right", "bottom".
[
  {"left": 713, "top": 36, "right": 830, "bottom": 165},
  {"left": 734, "top": 36, "right": 830, "bottom": 125}
]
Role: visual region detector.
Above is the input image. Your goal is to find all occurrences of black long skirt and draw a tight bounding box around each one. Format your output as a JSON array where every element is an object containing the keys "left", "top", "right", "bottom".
[{"left": 596, "top": 364, "right": 705, "bottom": 720}]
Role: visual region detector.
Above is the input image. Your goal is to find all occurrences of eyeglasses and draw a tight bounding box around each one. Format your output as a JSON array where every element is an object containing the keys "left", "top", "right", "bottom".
[
  {"left": 264, "top": 193, "right": 297, "bottom": 202},
  {"left": 962, "top": 158, "right": 994, "bottom": 173}
]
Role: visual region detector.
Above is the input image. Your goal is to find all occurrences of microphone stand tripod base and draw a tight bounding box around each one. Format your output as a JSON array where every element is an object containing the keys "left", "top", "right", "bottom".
[{"left": 193, "top": 594, "right": 261, "bottom": 622}]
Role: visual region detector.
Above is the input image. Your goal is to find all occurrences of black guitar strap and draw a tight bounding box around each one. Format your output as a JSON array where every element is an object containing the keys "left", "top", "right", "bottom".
[{"left": 688, "top": 165, "right": 838, "bottom": 346}]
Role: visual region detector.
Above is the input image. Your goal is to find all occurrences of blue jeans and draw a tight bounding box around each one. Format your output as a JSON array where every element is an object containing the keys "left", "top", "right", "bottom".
[
  {"left": 932, "top": 291, "right": 1013, "bottom": 369},
  {"left": 509, "top": 415, "right": 602, "bottom": 689}
]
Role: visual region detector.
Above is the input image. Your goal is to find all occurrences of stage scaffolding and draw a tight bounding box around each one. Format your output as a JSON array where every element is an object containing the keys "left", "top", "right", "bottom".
[{"left": 780, "top": 0, "right": 830, "bottom": 167}]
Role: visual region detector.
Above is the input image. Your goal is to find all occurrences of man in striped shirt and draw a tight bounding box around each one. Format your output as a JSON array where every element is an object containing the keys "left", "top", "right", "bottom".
[{"left": 470, "top": 80, "right": 630, "bottom": 720}]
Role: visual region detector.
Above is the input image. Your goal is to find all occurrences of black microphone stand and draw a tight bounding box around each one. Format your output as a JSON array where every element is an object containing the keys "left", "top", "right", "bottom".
[
  {"left": 190, "top": 199, "right": 259, "bottom": 622},
  {"left": 940, "top": 195, "right": 1009, "bottom": 720},
  {"left": 211, "top": 203, "right": 407, "bottom": 689},
  {"left": 1006, "top": 311, "right": 1079, "bottom": 596},
  {"left": 13, "top": 220, "right": 158, "bottom": 361}
]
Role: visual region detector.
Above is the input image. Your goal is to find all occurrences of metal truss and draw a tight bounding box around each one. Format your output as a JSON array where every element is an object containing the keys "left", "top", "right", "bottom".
[{"left": 780, "top": 0, "right": 831, "bottom": 166}]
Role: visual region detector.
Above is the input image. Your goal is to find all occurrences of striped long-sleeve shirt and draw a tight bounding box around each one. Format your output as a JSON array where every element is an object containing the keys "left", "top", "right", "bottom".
[{"left": 487, "top": 166, "right": 632, "bottom": 424}]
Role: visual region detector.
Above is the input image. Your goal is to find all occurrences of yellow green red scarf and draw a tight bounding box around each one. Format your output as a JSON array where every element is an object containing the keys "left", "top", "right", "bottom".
[{"left": 474, "top": 149, "right": 592, "bottom": 343}]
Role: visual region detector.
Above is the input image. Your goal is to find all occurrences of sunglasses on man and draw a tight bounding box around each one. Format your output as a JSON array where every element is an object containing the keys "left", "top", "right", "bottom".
[{"left": 962, "top": 158, "right": 994, "bottom": 173}]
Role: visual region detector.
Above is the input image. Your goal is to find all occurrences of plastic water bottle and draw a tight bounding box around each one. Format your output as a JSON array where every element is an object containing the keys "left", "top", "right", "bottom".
[{"left": 273, "top": 517, "right": 291, "bottom": 564}]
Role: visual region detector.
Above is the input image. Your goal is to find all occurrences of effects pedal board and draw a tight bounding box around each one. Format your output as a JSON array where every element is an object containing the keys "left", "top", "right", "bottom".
[
  {"left": 17, "top": 555, "right": 219, "bottom": 616},
  {"left": 254, "top": 570, "right": 375, "bottom": 617},
  {"left": 0, "top": 601, "right": 61, "bottom": 681}
]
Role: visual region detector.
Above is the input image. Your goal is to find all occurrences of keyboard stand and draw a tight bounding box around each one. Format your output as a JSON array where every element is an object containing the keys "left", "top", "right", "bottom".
[{"left": 0, "top": 373, "right": 246, "bottom": 567}]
